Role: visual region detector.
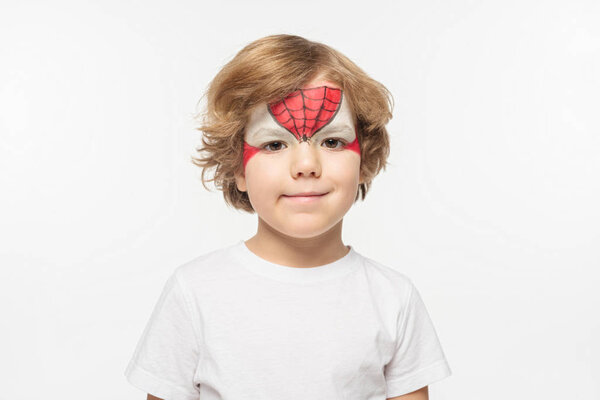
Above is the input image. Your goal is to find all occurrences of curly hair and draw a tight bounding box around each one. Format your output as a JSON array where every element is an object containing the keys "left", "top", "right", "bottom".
[{"left": 192, "top": 34, "right": 393, "bottom": 213}]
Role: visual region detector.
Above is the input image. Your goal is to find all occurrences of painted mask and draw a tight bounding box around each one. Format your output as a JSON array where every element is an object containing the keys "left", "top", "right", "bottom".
[{"left": 243, "top": 86, "right": 361, "bottom": 168}]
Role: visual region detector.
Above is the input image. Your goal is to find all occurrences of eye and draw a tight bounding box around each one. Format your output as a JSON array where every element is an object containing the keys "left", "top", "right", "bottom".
[
  {"left": 322, "top": 138, "right": 347, "bottom": 149},
  {"left": 262, "top": 141, "right": 287, "bottom": 152}
]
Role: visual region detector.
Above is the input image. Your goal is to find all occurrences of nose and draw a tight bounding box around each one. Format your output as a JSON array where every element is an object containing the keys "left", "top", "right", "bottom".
[{"left": 290, "top": 141, "right": 322, "bottom": 179}]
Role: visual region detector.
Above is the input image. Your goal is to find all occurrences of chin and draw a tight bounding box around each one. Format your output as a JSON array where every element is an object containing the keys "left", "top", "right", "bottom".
[{"left": 276, "top": 220, "right": 338, "bottom": 239}]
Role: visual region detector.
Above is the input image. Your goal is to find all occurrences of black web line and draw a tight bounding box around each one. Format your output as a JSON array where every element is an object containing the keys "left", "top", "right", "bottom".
[
  {"left": 308, "top": 87, "right": 343, "bottom": 137},
  {"left": 282, "top": 97, "right": 300, "bottom": 136},
  {"left": 266, "top": 87, "right": 344, "bottom": 141},
  {"left": 301, "top": 86, "right": 307, "bottom": 135},
  {"left": 277, "top": 115, "right": 345, "bottom": 125},
  {"left": 302, "top": 95, "right": 341, "bottom": 103},
  {"left": 276, "top": 105, "right": 339, "bottom": 112}
]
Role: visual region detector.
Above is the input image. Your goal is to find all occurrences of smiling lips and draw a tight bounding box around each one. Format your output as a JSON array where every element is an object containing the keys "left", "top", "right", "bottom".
[
  {"left": 284, "top": 192, "right": 327, "bottom": 197},
  {"left": 282, "top": 192, "right": 328, "bottom": 203}
]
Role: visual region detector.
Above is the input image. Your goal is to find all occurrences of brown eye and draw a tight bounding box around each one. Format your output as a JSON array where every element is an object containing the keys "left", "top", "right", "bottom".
[
  {"left": 263, "top": 141, "right": 287, "bottom": 152},
  {"left": 322, "top": 138, "right": 345, "bottom": 149}
]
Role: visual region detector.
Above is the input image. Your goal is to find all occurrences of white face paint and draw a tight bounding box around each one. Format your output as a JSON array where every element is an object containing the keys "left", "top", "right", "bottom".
[{"left": 244, "top": 93, "right": 357, "bottom": 150}]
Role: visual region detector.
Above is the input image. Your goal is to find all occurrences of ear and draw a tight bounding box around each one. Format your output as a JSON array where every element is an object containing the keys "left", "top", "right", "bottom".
[{"left": 235, "top": 171, "right": 247, "bottom": 192}]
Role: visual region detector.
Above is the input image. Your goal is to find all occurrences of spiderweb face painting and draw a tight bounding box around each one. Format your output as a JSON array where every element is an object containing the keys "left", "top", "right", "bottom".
[
  {"left": 243, "top": 86, "right": 361, "bottom": 169},
  {"left": 269, "top": 86, "right": 342, "bottom": 141}
]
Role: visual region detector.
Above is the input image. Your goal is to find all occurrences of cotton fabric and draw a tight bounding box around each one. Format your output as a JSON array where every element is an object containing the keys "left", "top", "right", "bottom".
[{"left": 124, "top": 240, "right": 451, "bottom": 399}]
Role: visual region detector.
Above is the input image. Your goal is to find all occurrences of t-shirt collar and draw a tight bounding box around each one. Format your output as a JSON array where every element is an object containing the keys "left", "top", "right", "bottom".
[{"left": 231, "top": 240, "right": 361, "bottom": 284}]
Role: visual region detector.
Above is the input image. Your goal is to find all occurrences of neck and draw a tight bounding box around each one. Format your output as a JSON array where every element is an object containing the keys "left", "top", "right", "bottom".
[{"left": 244, "top": 218, "right": 349, "bottom": 268}]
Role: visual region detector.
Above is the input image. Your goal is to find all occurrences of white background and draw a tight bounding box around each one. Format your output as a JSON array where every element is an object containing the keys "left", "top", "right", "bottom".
[{"left": 1, "top": 0, "right": 599, "bottom": 399}]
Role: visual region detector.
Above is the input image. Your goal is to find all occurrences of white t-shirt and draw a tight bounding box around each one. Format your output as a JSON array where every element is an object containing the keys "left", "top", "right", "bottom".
[{"left": 124, "top": 240, "right": 451, "bottom": 399}]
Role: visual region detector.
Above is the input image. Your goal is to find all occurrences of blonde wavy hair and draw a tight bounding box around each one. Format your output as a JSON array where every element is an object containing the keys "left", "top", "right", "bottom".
[{"left": 192, "top": 34, "right": 393, "bottom": 213}]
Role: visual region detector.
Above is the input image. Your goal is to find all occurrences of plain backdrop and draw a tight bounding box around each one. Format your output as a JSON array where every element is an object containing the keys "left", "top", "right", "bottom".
[{"left": 1, "top": 0, "right": 598, "bottom": 399}]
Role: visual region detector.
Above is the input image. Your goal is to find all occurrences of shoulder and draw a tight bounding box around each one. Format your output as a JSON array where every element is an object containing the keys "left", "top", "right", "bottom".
[
  {"left": 171, "top": 241, "right": 245, "bottom": 287},
  {"left": 358, "top": 252, "right": 416, "bottom": 293},
  {"left": 354, "top": 251, "right": 417, "bottom": 308}
]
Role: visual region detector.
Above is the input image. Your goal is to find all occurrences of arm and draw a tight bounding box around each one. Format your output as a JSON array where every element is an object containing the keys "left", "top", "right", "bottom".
[
  {"left": 387, "top": 385, "right": 428, "bottom": 400},
  {"left": 147, "top": 395, "right": 163, "bottom": 400}
]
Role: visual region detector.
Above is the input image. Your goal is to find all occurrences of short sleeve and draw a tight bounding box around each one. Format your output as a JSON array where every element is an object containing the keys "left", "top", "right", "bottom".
[
  {"left": 124, "top": 271, "right": 201, "bottom": 400},
  {"left": 384, "top": 280, "right": 452, "bottom": 397}
]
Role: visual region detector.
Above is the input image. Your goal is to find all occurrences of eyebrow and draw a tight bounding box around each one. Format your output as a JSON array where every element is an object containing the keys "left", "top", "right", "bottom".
[
  {"left": 249, "top": 128, "right": 289, "bottom": 140},
  {"left": 251, "top": 123, "right": 354, "bottom": 140},
  {"left": 315, "top": 123, "right": 354, "bottom": 137}
]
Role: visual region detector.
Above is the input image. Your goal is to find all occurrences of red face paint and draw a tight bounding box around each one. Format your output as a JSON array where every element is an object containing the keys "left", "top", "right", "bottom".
[
  {"left": 242, "top": 86, "right": 361, "bottom": 169},
  {"left": 268, "top": 86, "right": 343, "bottom": 141}
]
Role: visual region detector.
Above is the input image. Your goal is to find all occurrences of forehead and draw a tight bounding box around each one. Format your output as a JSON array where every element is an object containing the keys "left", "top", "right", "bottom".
[
  {"left": 269, "top": 86, "right": 342, "bottom": 139},
  {"left": 245, "top": 89, "right": 356, "bottom": 145}
]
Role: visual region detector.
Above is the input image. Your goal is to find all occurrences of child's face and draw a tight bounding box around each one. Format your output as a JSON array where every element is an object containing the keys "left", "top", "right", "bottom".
[{"left": 235, "top": 78, "right": 363, "bottom": 239}]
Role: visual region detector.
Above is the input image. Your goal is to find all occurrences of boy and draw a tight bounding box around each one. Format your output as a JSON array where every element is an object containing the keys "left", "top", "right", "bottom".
[{"left": 125, "top": 34, "right": 451, "bottom": 400}]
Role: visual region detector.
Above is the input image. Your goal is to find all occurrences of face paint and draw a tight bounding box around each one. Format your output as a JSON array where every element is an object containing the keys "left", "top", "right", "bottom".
[{"left": 243, "top": 86, "right": 361, "bottom": 169}]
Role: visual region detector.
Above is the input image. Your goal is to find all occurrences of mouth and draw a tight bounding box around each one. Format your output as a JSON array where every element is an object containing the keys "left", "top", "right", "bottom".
[
  {"left": 281, "top": 192, "right": 329, "bottom": 203},
  {"left": 283, "top": 192, "right": 328, "bottom": 197}
]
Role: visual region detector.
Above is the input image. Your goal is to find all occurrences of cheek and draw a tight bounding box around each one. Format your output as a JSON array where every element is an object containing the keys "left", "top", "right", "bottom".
[
  {"left": 244, "top": 156, "right": 284, "bottom": 193},
  {"left": 324, "top": 154, "right": 361, "bottom": 184}
]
